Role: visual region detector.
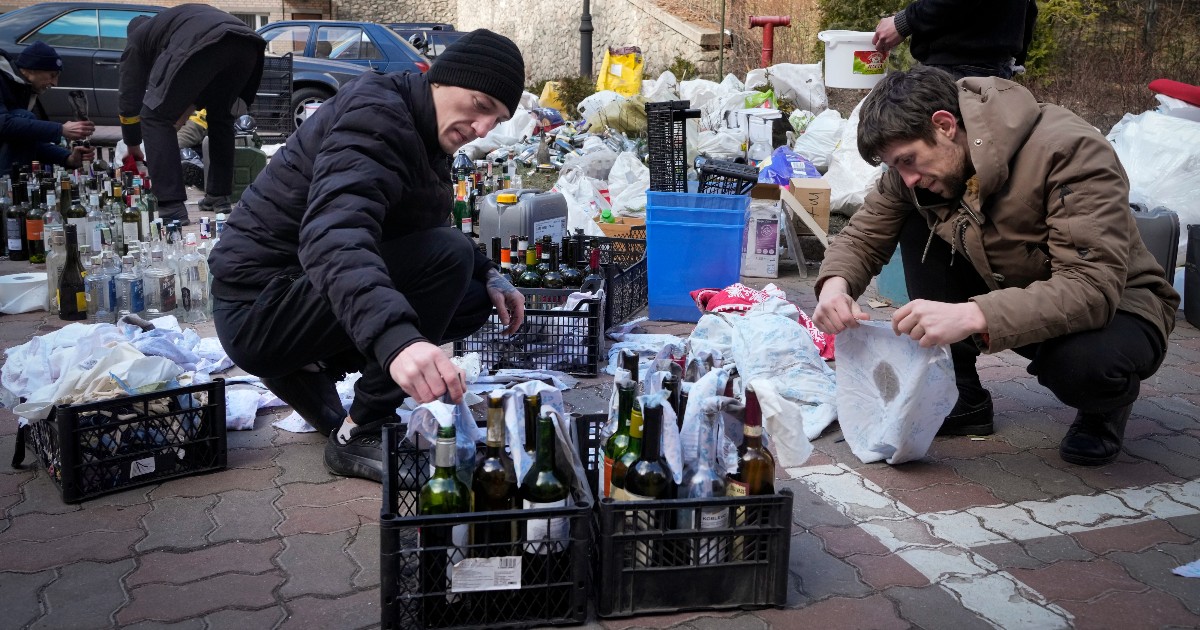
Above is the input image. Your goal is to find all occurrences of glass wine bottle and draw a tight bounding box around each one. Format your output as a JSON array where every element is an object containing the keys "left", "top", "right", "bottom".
[
  {"left": 602, "top": 377, "right": 635, "bottom": 498},
  {"left": 519, "top": 411, "right": 571, "bottom": 584},
  {"left": 509, "top": 235, "right": 526, "bottom": 279},
  {"left": 540, "top": 243, "right": 563, "bottom": 289},
  {"left": 534, "top": 235, "right": 552, "bottom": 275},
  {"left": 7, "top": 180, "right": 29, "bottom": 261},
  {"left": 622, "top": 399, "right": 670, "bottom": 500},
  {"left": 522, "top": 392, "right": 540, "bottom": 459},
  {"left": 471, "top": 391, "right": 518, "bottom": 557},
  {"left": 580, "top": 241, "right": 604, "bottom": 293},
  {"left": 677, "top": 396, "right": 730, "bottom": 565},
  {"left": 57, "top": 224, "right": 87, "bottom": 321},
  {"left": 559, "top": 236, "right": 583, "bottom": 289},
  {"left": 419, "top": 423, "right": 469, "bottom": 615},
  {"left": 727, "top": 386, "right": 776, "bottom": 561},
  {"left": 517, "top": 245, "right": 541, "bottom": 289}
]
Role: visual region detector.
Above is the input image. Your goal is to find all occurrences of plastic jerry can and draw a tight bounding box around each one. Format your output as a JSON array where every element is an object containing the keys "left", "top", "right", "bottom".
[
  {"left": 230, "top": 146, "right": 267, "bottom": 203},
  {"left": 476, "top": 188, "right": 568, "bottom": 246}
]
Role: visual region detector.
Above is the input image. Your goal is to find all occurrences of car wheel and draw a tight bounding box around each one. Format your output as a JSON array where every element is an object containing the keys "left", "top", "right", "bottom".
[{"left": 292, "top": 87, "right": 333, "bottom": 129}]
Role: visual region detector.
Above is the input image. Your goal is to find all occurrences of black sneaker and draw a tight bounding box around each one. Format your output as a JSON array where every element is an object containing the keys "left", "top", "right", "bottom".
[
  {"left": 198, "top": 194, "right": 231, "bottom": 214},
  {"left": 181, "top": 161, "right": 205, "bottom": 191},
  {"left": 158, "top": 202, "right": 191, "bottom": 226},
  {"left": 1060, "top": 404, "right": 1132, "bottom": 466},
  {"left": 324, "top": 430, "right": 385, "bottom": 483},
  {"left": 937, "top": 391, "right": 994, "bottom": 436}
]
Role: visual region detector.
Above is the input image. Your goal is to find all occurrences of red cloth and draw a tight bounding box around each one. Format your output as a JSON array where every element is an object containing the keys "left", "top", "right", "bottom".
[
  {"left": 1148, "top": 79, "right": 1200, "bottom": 108},
  {"left": 690, "top": 283, "right": 835, "bottom": 360}
]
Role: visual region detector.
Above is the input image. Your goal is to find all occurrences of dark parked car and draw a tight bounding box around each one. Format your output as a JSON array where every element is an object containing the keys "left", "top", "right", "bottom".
[
  {"left": 0, "top": 3, "right": 367, "bottom": 130},
  {"left": 387, "top": 23, "right": 467, "bottom": 60}
]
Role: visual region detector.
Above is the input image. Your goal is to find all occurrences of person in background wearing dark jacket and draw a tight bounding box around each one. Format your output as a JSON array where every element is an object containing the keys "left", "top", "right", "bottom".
[
  {"left": 120, "top": 4, "right": 265, "bottom": 224},
  {"left": 872, "top": 0, "right": 1038, "bottom": 80},
  {"left": 0, "top": 41, "right": 94, "bottom": 173},
  {"left": 813, "top": 68, "right": 1178, "bottom": 466},
  {"left": 210, "top": 30, "right": 527, "bottom": 483},
  {"left": 869, "top": 0, "right": 1038, "bottom": 437}
]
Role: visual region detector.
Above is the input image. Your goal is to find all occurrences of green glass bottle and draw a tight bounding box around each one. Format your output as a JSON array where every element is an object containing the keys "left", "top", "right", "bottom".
[
  {"left": 522, "top": 392, "right": 541, "bottom": 459},
  {"left": 520, "top": 411, "right": 570, "bottom": 563},
  {"left": 471, "top": 391, "right": 518, "bottom": 556},
  {"left": 517, "top": 245, "right": 541, "bottom": 288},
  {"left": 25, "top": 186, "right": 46, "bottom": 264},
  {"left": 622, "top": 399, "right": 670, "bottom": 500},
  {"left": 603, "top": 379, "right": 637, "bottom": 498},
  {"left": 57, "top": 224, "right": 87, "bottom": 321},
  {"left": 419, "top": 423, "right": 469, "bottom": 614},
  {"left": 540, "top": 243, "right": 563, "bottom": 289}
]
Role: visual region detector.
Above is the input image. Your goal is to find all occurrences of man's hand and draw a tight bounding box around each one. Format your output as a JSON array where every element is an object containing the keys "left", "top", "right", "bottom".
[
  {"left": 891, "top": 299, "right": 988, "bottom": 347},
  {"left": 65, "top": 144, "right": 96, "bottom": 169},
  {"left": 127, "top": 143, "right": 145, "bottom": 164},
  {"left": 61, "top": 120, "right": 95, "bottom": 141},
  {"left": 873, "top": 15, "right": 904, "bottom": 53},
  {"left": 813, "top": 276, "right": 870, "bottom": 334},
  {"left": 388, "top": 340, "right": 466, "bottom": 404},
  {"left": 485, "top": 268, "right": 524, "bottom": 335}
]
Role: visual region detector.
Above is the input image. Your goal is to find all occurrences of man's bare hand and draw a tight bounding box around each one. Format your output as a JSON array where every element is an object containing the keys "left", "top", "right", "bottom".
[
  {"left": 485, "top": 268, "right": 524, "bottom": 335},
  {"left": 65, "top": 144, "right": 96, "bottom": 169},
  {"left": 873, "top": 15, "right": 904, "bottom": 53},
  {"left": 388, "top": 341, "right": 465, "bottom": 404},
  {"left": 813, "top": 277, "right": 870, "bottom": 334},
  {"left": 127, "top": 144, "right": 145, "bottom": 163},
  {"left": 891, "top": 299, "right": 988, "bottom": 347},
  {"left": 61, "top": 120, "right": 94, "bottom": 141}
]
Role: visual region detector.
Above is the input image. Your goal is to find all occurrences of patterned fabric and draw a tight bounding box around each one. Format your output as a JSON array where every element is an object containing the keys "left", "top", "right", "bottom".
[{"left": 690, "top": 283, "right": 835, "bottom": 360}]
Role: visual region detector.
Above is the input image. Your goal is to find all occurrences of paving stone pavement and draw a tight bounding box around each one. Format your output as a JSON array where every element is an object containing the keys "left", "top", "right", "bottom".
[{"left": 1, "top": 192, "right": 1198, "bottom": 629}]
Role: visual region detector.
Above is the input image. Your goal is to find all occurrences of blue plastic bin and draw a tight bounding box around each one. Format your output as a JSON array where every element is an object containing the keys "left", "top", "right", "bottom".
[
  {"left": 646, "top": 220, "right": 746, "bottom": 322},
  {"left": 646, "top": 191, "right": 752, "bottom": 211}
]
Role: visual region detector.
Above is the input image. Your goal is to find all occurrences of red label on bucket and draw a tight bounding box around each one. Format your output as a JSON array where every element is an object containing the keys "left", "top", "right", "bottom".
[{"left": 853, "top": 50, "right": 888, "bottom": 75}]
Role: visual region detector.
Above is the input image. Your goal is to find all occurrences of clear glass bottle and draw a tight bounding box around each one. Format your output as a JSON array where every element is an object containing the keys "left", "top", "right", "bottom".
[
  {"left": 677, "top": 396, "right": 730, "bottom": 565},
  {"left": 115, "top": 254, "right": 145, "bottom": 318},
  {"left": 45, "top": 228, "right": 66, "bottom": 314},
  {"left": 142, "top": 245, "right": 178, "bottom": 319},
  {"left": 178, "top": 233, "right": 209, "bottom": 323}
]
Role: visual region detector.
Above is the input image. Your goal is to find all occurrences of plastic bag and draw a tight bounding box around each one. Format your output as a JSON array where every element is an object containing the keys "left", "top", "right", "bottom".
[
  {"left": 744, "top": 89, "right": 775, "bottom": 109},
  {"left": 595, "top": 46, "right": 644, "bottom": 98},
  {"left": 461, "top": 108, "right": 537, "bottom": 160},
  {"left": 835, "top": 321, "right": 956, "bottom": 465},
  {"left": 607, "top": 151, "right": 649, "bottom": 215},
  {"left": 539, "top": 81, "right": 566, "bottom": 111},
  {"left": 692, "top": 128, "right": 744, "bottom": 159},
  {"left": 577, "top": 90, "right": 624, "bottom": 123},
  {"left": 758, "top": 145, "right": 820, "bottom": 184},
  {"left": 641, "top": 70, "right": 679, "bottom": 102},
  {"left": 549, "top": 167, "right": 607, "bottom": 236},
  {"left": 791, "top": 108, "right": 844, "bottom": 172},
  {"left": 826, "top": 98, "right": 884, "bottom": 216},
  {"left": 1107, "top": 110, "right": 1200, "bottom": 258},
  {"left": 588, "top": 95, "right": 647, "bottom": 136},
  {"left": 749, "top": 63, "right": 828, "bottom": 114}
]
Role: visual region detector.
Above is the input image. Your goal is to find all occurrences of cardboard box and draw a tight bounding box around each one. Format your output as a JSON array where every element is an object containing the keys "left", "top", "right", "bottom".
[
  {"left": 595, "top": 216, "right": 645, "bottom": 238},
  {"left": 742, "top": 204, "right": 780, "bottom": 278},
  {"left": 788, "top": 177, "right": 830, "bottom": 231}
]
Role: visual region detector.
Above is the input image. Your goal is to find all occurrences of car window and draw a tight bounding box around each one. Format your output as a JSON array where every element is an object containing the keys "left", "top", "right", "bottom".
[
  {"left": 429, "top": 33, "right": 457, "bottom": 58},
  {"left": 319, "top": 26, "right": 383, "bottom": 62},
  {"left": 261, "top": 24, "right": 311, "bottom": 56},
  {"left": 98, "top": 10, "right": 157, "bottom": 51},
  {"left": 25, "top": 9, "right": 99, "bottom": 49}
]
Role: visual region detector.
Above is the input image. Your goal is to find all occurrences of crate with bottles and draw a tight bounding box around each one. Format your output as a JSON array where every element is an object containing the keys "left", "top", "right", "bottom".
[
  {"left": 379, "top": 388, "right": 592, "bottom": 630},
  {"left": 588, "top": 349, "right": 793, "bottom": 618},
  {"left": 453, "top": 232, "right": 647, "bottom": 377}
]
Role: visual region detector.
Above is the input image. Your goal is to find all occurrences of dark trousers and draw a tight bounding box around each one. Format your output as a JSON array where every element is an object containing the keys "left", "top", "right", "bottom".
[
  {"left": 214, "top": 228, "right": 494, "bottom": 433},
  {"left": 898, "top": 214, "right": 1166, "bottom": 413},
  {"left": 924, "top": 62, "right": 1014, "bottom": 80},
  {"left": 142, "top": 37, "right": 262, "bottom": 209}
]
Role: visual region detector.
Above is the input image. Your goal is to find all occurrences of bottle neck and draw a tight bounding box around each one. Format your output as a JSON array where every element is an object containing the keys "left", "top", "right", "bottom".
[
  {"left": 744, "top": 389, "right": 763, "bottom": 448},
  {"left": 523, "top": 394, "right": 540, "bottom": 452},
  {"left": 533, "top": 414, "right": 557, "bottom": 469},
  {"left": 485, "top": 399, "right": 505, "bottom": 450},
  {"left": 641, "top": 403, "right": 663, "bottom": 460},
  {"left": 616, "top": 383, "right": 635, "bottom": 429}
]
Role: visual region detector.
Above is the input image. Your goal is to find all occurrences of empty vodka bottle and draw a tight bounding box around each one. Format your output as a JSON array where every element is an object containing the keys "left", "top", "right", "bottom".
[
  {"left": 86, "top": 254, "right": 116, "bottom": 323},
  {"left": 142, "top": 245, "right": 178, "bottom": 319},
  {"left": 178, "top": 233, "right": 209, "bottom": 323},
  {"left": 115, "top": 254, "right": 145, "bottom": 318}
]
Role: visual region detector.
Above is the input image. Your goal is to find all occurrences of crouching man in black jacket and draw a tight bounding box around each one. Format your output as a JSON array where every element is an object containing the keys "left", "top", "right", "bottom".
[{"left": 209, "top": 30, "right": 526, "bottom": 483}]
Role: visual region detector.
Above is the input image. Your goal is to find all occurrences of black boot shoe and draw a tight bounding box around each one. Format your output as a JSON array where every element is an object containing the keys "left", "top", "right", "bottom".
[
  {"left": 1059, "top": 404, "right": 1133, "bottom": 466},
  {"left": 324, "top": 430, "right": 386, "bottom": 483},
  {"left": 181, "top": 161, "right": 205, "bottom": 191},
  {"left": 158, "top": 202, "right": 191, "bottom": 226},
  {"left": 938, "top": 391, "right": 994, "bottom": 436},
  {"left": 260, "top": 369, "right": 346, "bottom": 435},
  {"left": 199, "top": 194, "right": 231, "bottom": 214}
]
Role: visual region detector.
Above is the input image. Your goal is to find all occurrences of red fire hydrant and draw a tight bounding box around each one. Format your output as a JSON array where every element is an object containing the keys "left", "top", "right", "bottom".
[{"left": 748, "top": 15, "right": 792, "bottom": 68}]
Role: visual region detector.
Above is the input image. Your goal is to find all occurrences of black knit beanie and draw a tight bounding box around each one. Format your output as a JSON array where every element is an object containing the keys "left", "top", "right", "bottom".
[{"left": 426, "top": 29, "right": 525, "bottom": 115}]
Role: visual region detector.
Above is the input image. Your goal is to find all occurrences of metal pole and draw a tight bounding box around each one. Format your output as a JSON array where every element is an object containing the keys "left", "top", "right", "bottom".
[
  {"left": 580, "top": 0, "right": 594, "bottom": 77},
  {"left": 718, "top": 0, "right": 726, "bottom": 79}
]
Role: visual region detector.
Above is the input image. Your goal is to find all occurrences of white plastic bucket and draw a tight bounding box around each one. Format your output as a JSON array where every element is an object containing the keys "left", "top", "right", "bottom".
[
  {"left": 817, "top": 30, "right": 888, "bottom": 89},
  {"left": 303, "top": 102, "right": 322, "bottom": 120}
]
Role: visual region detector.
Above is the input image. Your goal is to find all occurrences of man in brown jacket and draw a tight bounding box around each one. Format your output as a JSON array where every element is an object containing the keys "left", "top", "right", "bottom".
[{"left": 814, "top": 67, "right": 1179, "bottom": 466}]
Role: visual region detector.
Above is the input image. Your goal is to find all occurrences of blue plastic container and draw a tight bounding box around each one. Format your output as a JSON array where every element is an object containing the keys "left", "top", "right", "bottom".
[
  {"left": 646, "top": 220, "right": 746, "bottom": 322},
  {"left": 647, "top": 205, "right": 747, "bottom": 226},
  {"left": 646, "top": 191, "right": 752, "bottom": 211}
]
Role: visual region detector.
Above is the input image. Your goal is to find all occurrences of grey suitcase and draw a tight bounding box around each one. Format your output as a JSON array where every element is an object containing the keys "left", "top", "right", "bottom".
[
  {"left": 1186, "top": 224, "right": 1199, "bottom": 328},
  {"left": 1131, "top": 203, "right": 1180, "bottom": 285}
]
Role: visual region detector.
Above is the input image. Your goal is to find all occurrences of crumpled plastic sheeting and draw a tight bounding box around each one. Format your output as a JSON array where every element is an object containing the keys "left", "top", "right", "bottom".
[
  {"left": 501, "top": 380, "right": 568, "bottom": 484},
  {"left": 224, "top": 387, "right": 265, "bottom": 431},
  {"left": 406, "top": 398, "right": 485, "bottom": 475},
  {"left": 676, "top": 368, "right": 740, "bottom": 476},
  {"left": 826, "top": 97, "right": 884, "bottom": 217},
  {"left": 604, "top": 335, "right": 686, "bottom": 375},
  {"left": 1172, "top": 559, "right": 1200, "bottom": 578},
  {"left": 688, "top": 298, "right": 837, "bottom": 469},
  {"left": 835, "top": 321, "right": 956, "bottom": 465}
]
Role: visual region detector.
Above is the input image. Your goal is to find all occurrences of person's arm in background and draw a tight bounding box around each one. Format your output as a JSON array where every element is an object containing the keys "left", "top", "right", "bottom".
[
  {"left": 874, "top": 0, "right": 963, "bottom": 53},
  {"left": 117, "top": 34, "right": 151, "bottom": 161}
]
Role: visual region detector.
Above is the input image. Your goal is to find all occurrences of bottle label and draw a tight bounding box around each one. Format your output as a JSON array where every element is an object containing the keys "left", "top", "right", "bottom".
[
  {"left": 700, "top": 507, "right": 729, "bottom": 530},
  {"left": 629, "top": 408, "right": 643, "bottom": 438},
  {"left": 461, "top": 217, "right": 472, "bottom": 234},
  {"left": 6, "top": 237, "right": 20, "bottom": 251},
  {"left": 744, "top": 425, "right": 763, "bottom": 438},
  {"left": 155, "top": 275, "right": 177, "bottom": 312},
  {"left": 602, "top": 456, "right": 614, "bottom": 497},
  {"left": 450, "top": 556, "right": 522, "bottom": 593},
  {"left": 123, "top": 222, "right": 139, "bottom": 243},
  {"left": 609, "top": 486, "right": 652, "bottom": 501},
  {"left": 726, "top": 480, "right": 749, "bottom": 497},
  {"left": 71, "top": 290, "right": 86, "bottom": 312},
  {"left": 522, "top": 498, "right": 568, "bottom": 555},
  {"left": 25, "top": 218, "right": 43, "bottom": 242},
  {"left": 181, "top": 287, "right": 192, "bottom": 312},
  {"left": 127, "top": 278, "right": 144, "bottom": 313}
]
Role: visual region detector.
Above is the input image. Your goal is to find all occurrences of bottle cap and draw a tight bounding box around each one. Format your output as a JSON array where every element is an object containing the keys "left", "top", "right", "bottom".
[{"left": 496, "top": 193, "right": 518, "bottom": 204}]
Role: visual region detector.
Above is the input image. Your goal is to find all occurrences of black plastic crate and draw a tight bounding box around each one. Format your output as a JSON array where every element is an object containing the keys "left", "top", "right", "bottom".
[
  {"left": 577, "top": 414, "right": 793, "bottom": 618},
  {"left": 454, "top": 288, "right": 602, "bottom": 376},
  {"left": 21, "top": 379, "right": 227, "bottom": 503},
  {"left": 598, "top": 236, "right": 648, "bottom": 328},
  {"left": 697, "top": 159, "right": 759, "bottom": 196},
  {"left": 379, "top": 424, "right": 591, "bottom": 629},
  {"left": 249, "top": 53, "right": 294, "bottom": 136},
  {"left": 646, "top": 101, "right": 700, "bottom": 193}
]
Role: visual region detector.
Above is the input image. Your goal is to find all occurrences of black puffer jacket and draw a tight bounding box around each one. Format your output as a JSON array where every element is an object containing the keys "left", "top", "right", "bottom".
[
  {"left": 210, "top": 71, "right": 491, "bottom": 371},
  {"left": 0, "top": 55, "right": 68, "bottom": 167},
  {"left": 119, "top": 3, "right": 265, "bottom": 145},
  {"left": 895, "top": 0, "right": 1038, "bottom": 66}
]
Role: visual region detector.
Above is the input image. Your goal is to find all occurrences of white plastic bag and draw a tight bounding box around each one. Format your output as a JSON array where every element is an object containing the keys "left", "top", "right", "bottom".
[
  {"left": 692, "top": 128, "right": 744, "bottom": 160},
  {"left": 461, "top": 108, "right": 537, "bottom": 159},
  {"left": 641, "top": 70, "right": 679, "bottom": 102},
  {"left": 826, "top": 97, "right": 884, "bottom": 216},
  {"left": 791, "top": 108, "right": 844, "bottom": 172},
  {"left": 550, "top": 167, "right": 607, "bottom": 237},
  {"left": 835, "top": 321, "right": 956, "bottom": 465},
  {"left": 746, "top": 64, "right": 828, "bottom": 114},
  {"left": 577, "top": 90, "right": 625, "bottom": 123},
  {"left": 606, "top": 151, "right": 649, "bottom": 216}
]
